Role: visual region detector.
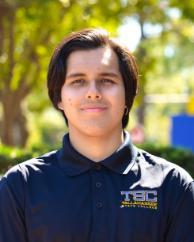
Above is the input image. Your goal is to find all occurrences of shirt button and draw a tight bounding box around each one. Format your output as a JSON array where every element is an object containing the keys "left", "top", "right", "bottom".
[
  {"left": 95, "top": 164, "right": 102, "bottom": 171},
  {"left": 96, "top": 201, "right": 103, "bottom": 208},
  {"left": 96, "top": 182, "right": 102, "bottom": 188}
]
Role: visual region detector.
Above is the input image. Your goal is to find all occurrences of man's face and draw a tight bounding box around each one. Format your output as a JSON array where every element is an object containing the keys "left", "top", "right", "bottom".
[{"left": 58, "top": 47, "right": 125, "bottom": 137}]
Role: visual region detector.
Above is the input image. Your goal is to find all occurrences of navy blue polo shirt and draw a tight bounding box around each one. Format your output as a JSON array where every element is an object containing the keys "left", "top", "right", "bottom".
[{"left": 0, "top": 132, "right": 194, "bottom": 242}]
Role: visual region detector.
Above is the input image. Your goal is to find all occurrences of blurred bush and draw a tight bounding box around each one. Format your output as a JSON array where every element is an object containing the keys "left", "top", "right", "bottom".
[
  {"left": 0, "top": 144, "right": 194, "bottom": 177},
  {"left": 0, "top": 144, "right": 56, "bottom": 175}
]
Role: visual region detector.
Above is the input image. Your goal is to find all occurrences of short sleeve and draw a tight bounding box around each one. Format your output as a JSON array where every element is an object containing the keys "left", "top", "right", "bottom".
[
  {"left": 0, "top": 166, "right": 28, "bottom": 242},
  {"left": 165, "top": 181, "right": 194, "bottom": 242}
]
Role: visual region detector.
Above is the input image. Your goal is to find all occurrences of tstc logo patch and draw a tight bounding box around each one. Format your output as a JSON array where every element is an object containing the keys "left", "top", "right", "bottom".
[{"left": 120, "top": 190, "right": 158, "bottom": 210}]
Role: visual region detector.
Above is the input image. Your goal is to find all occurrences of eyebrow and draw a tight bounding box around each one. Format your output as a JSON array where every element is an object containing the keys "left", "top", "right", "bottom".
[
  {"left": 66, "top": 73, "right": 86, "bottom": 79},
  {"left": 66, "top": 72, "right": 120, "bottom": 79},
  {"left": 99, "top": 72, "right": 120, "bottom": 78}
]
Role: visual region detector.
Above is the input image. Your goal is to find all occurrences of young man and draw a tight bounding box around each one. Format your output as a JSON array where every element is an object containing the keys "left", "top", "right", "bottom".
[{"left": 0, "top": 28, "right": 194, "bottom": 242}]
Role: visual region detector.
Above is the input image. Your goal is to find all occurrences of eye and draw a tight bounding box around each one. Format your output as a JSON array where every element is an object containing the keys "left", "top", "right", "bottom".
[
  {"left": 100, "top": 79, "right": 115, "bottom": 84},
  {"left": 71, "top": 79, "right": 85, "bottom": 85}
]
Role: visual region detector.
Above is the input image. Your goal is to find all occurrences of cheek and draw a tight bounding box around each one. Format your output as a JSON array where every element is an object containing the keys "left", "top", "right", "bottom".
[
  {"left": 67, "top": 98, "right": 73, "bottom": 106},
  {"left": 114, "top": 89, "right": 125, "bottom": 115},
  {"left": 109, "top": 87, "right": 125, "bottom": 105},
  {"left": 62, "top": 97, "right": 75, "bottom": 120},
  {"left": 63, "top": 98, "right": 74, "bottom": 112},
  {"left": 61, "top": 88, "right": 77, "bottom": 108}
]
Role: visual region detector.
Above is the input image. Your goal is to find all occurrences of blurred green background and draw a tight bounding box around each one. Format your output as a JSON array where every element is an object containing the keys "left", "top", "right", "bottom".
[{"left": 0, "top": 0, "right": 194, "bottom": 175}]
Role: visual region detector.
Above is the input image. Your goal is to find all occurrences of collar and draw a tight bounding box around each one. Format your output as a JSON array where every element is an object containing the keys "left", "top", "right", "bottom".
[{"left": 57, "top": 131, "right": 138, "bottom": 176}]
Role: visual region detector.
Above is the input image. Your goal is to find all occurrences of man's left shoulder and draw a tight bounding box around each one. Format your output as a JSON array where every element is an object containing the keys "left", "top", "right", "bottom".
[{"left": 137, "top": 148, "right": 193, "bottom": 187}]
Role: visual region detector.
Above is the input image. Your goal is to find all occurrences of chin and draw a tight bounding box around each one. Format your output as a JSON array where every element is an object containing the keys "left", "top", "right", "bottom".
[
  {"left": 69, "top": 118, "right": 122, "bottom": 137},
  {"left": 80, "top": 122, "right": 122, "bottom": 137},
  {"left": 81, "top": 128, "right": 108, "bottom": 137}
]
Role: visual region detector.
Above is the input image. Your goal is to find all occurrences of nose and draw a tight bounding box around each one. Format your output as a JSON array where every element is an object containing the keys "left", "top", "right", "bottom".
[{"left": 85, "top": 81, "right": 101, "bottom": 100}]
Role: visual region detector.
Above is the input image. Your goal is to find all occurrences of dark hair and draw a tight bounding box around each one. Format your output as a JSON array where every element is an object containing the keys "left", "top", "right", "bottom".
[{"left": 47, "top": 28, "right": 139, "bottom": 128}]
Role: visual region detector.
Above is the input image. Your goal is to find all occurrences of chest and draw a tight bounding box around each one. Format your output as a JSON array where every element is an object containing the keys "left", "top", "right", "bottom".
[{"left": 24, "top": 171, "right": 167, "bottom": 242}]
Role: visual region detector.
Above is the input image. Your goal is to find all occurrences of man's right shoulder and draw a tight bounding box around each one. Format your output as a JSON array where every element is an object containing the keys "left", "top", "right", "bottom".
[{"left": 1, "top": 150, "right": 58, "bottom": 185}]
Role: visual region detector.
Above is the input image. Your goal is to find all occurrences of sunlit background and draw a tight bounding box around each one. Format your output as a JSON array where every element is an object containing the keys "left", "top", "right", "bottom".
[{"left": 0, "top": 0, "right": 194, "bottom": 155}]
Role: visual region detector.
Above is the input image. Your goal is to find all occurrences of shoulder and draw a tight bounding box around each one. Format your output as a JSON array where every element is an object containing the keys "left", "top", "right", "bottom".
[
  {"left": 0, "top": 150, "right": 59, "bottom": 211},
  {"left": 1, "top": 150, "right": 58, "bottom": 188},
  {"left": 135, "top": 147, "right": 193, "bottom": 189}
]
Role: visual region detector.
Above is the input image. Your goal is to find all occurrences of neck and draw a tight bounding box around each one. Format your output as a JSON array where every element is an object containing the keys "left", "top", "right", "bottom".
[{"left": 68, "top": 128, "right": 124, "bottom": 162}]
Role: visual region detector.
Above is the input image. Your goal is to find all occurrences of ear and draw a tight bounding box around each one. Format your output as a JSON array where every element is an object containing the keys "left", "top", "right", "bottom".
[{"left": 57, "top": 101, "right": 63, "bottom": 110}]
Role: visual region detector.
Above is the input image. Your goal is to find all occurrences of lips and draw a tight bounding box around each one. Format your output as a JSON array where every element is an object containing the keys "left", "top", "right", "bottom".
[{"left": 80, "top": 105, "right": 108, "bottom": 112}]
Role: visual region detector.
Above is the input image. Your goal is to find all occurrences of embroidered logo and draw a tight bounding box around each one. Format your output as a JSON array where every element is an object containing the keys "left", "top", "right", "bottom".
[{"left": 120, "top": 190, "right": 158, "bottom": 210}]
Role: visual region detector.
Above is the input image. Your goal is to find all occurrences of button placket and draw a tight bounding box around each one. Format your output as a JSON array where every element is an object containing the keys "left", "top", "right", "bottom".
[
  {"left": 91, "top": 165, "right": 104, "bottom": 210},
  {"left": 96, "top": 201, "right": 103, "bottom": 208},
  {"left": 95, "top": 182, "right": 102, "bottom": 188},
  {"left": 90, "top": 165, "right": 108, "bottom": 241}
]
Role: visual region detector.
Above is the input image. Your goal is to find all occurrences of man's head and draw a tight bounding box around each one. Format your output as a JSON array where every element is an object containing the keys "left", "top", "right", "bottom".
[{"left": 47, "top": 28, "right": 138, "bottom": 129}]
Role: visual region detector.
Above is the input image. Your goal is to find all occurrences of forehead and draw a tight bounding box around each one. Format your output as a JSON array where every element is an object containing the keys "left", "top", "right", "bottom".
[{"left": 66, "top": 47, "right": 120, "bottom": 73}]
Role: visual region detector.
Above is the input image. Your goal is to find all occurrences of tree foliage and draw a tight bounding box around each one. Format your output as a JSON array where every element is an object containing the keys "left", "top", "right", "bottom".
[
  {"left": 0, "top": 0, "right": 126, "bottom": 146},
  {"left": 0, "top": 0, "right": 194, "bottom": 147}
]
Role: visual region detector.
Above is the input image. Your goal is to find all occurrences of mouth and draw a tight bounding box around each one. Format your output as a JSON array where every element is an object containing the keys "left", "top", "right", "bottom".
[{"left": 80, "top": 106, "right": 108, "bottom": 113}]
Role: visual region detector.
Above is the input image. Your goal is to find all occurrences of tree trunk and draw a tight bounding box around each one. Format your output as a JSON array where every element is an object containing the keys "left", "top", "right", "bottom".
[
  {"left": 1, "top": 91, "right": 28, "bottom": 147},
  {"left": 136, "top": 98, "right": 146, "bottom": 125},
  {"left": 136, "top": 16, "right": 147, "bottom": 126},
  {"left": 0, "top": 5, "right": 30, "bottom": 147}
]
